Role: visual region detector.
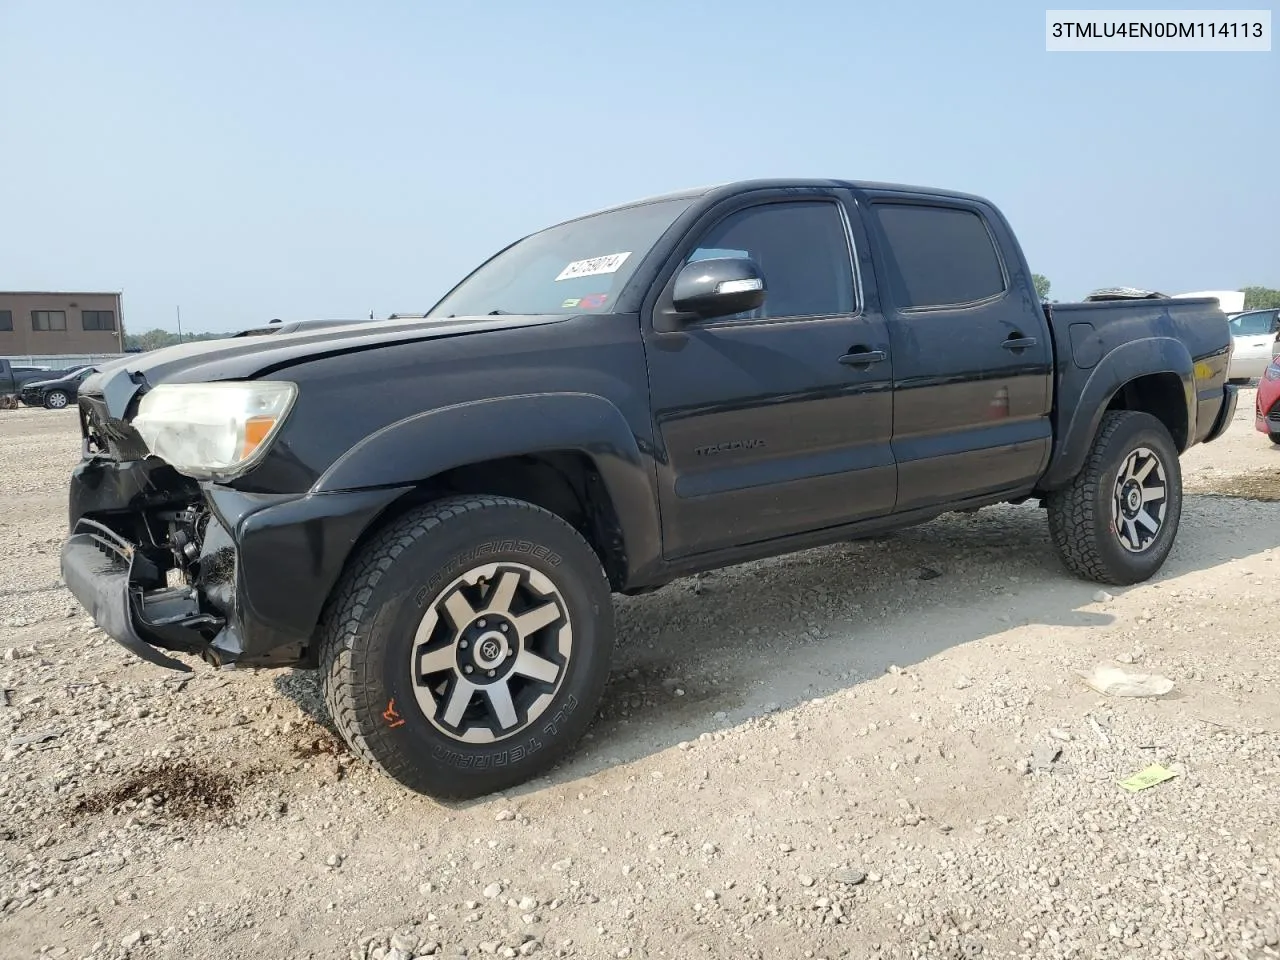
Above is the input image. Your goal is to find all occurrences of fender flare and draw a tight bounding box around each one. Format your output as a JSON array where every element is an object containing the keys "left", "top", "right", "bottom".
[
  {"left": 311, "top": 392, "right": 661, "bottom": 580},
  {"left": 1041, "top": 336, "right": 1195, "bottom": 489}
]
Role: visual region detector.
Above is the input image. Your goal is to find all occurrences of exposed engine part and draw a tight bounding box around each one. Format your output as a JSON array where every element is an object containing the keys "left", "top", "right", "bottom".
[{"left": 161, "top": 505, "right": 211, "bottom": 575}]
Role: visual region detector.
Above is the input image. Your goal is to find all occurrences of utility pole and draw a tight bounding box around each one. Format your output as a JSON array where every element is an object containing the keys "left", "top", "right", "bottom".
[{"left": 176, "top": 306, "right": 183, "bottom": 342}]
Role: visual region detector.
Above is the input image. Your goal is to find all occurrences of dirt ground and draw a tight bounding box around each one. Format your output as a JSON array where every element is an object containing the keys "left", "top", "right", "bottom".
[{"left": 1, "top": 393, "right": 1278, "bottom": 960}]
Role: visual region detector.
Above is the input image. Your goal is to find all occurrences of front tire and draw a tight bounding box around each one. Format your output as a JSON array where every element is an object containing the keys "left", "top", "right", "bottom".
[
  {"left": 317, "top": 495, "right": 614, "bottom": 799},
  {"left": 1046, "top": 411, "right": 1183, "bottom": 586},
  {"left": 1270, "top": 432, "right": 1280, "bottom": 446},
  {"left": 44, "top": 390, "right": 69, "bottom": 410}
]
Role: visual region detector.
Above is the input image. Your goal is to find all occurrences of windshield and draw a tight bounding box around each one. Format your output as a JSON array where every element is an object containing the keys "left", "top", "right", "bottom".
[
  {"left": 428, "top": 197, "right": 695, "bottom": 318},
  {"left": 1229, "top": 311, "right": 1277, "bottom": 337}
]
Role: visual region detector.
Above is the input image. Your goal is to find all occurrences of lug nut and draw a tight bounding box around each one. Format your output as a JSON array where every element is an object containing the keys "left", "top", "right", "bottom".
[
  {"left": 478, "top": 619, "right": 487, "bottom": 628},
  {"left": 460, "top": 640, "right": 469, "bottom": 649},
  {"left": 463, "top": 665, "right": 473, "bottom": 674},
  {"left": 507, "top": 649, "right": 514, "bottom": 658},
  {"left": 487, "top": 670, "right": 496, "bottom": 678},
  {"left": 500, "top": 624, "right": 508, "bottom": 633}
]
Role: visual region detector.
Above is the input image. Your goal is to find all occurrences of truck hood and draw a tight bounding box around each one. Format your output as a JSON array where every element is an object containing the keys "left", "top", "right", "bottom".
[{"left": 81, "top": 313, "right": 568, "bottom": 420}]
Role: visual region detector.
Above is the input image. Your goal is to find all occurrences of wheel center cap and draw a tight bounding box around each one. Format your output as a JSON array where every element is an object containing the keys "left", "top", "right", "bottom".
[
  {"left": 1127, "top": 488, "right": 1141, "bottom": 511},
  {"left": 473, "top": 631, "right": 509, "bottom": 669}
]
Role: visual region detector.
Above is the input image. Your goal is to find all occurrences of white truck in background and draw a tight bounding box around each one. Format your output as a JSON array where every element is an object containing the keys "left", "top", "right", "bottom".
[{"left": 1173, "top": 290, "right": 1245, "bottom": 316}]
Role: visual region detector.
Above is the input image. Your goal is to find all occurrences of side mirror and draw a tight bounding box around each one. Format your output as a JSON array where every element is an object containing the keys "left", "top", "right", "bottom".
[{"left": 670, "top": 257, "right": 767, "bottom": 321}]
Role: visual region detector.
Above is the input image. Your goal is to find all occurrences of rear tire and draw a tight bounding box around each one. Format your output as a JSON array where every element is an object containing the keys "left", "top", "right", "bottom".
[
  {"left": 1046, "top": 411, "right": 1182, "bottom": 586},
  {"left": 317, "top": 495, "right": 614, "bottom": 799},
  {"left": 44, "top": 390, "right": 69, "bottom": 410}
]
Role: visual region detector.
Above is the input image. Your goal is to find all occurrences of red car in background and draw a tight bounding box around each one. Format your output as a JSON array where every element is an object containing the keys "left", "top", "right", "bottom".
[{"left": 1257, "top": 356, "right": 1280, "bottom": 444}]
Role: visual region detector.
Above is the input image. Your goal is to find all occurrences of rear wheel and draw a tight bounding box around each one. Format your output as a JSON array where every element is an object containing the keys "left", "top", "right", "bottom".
[
  {"left": 1046, "top": 411, "right": 1182, "bottom": 585},
  {"left": 43, "top": 390, "right": 69, "bottom": 409},
  {"left": 317, "top": 495, "right": 614, "bottom": 799}
]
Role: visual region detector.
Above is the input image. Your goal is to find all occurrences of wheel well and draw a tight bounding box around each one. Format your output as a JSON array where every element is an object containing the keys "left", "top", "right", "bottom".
[
  {"left": 1105, "top": 373, "right": 1189, "bottom": 449},
  {"left": 389, "top": 453, "right": 629, "bottom": 590}
]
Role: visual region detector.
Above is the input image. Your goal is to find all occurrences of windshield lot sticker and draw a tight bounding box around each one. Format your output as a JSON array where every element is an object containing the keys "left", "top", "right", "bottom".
[
  {"left": 579, "top": 293, "right": 608, "bottom": 309},
  {"left": 561, "top": 297, "right": 581, "bottom": 308},
  {"left": 555, "top": 252, "right": 631, "bottom": 282}
]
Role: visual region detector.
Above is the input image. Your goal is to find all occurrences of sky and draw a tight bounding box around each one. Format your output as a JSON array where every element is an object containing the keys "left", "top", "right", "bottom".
[{"left": 0, "top": 1, "right": 1275, "bottom": 334}]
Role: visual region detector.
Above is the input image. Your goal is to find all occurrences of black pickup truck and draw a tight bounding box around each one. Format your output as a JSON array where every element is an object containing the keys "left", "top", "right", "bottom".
[
  {"left": 61, "top": 178, "right": 1236, "bottom": 798},
  {"left": 0, "top": 359, "right": 57, "bottom": 397}
]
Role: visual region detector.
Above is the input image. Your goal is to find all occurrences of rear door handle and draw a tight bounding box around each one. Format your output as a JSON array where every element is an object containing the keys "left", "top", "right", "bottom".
[
  {"left": 839, "top": 349, "right": 887, "bottom": 366},
  {"left": 1002, "top": 337, "right": 1038, "bottom": 351}
]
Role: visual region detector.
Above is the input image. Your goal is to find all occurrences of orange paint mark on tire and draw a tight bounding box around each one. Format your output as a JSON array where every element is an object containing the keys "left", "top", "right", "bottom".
[{"left": 383, "top": 698, "right": 406, "bottom": 728}]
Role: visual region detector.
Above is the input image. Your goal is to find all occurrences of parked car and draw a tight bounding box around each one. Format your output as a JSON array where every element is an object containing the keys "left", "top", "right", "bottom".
[
  {"left": 1256, "top": 355, "right": 1280, "bottom": 444},
  {"left": 1226, "top": 309, "right": 1280, "bottom": 382},
  {"left": 60, "top": 177, "right": 1236, "bottom": 799},
  {"left": 20, "top": 365, "right": 98, "bottom": 409},
  {"left": 0, "top": 359, "right": 57, "bottom": 397}
]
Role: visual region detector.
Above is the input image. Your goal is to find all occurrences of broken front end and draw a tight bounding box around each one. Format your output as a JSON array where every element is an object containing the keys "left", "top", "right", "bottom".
[{"left": 61, "top": 386, "right": 403, "bottom": 672}]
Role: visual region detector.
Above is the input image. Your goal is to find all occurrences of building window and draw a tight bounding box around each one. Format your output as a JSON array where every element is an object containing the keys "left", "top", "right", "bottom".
[
  {"left": 0, "top": 310, "right": 12, "bottom": 332},
  {"left": 32, "top": 310, "right": 68, "bottom": 332},
  {"left": 82, "top": 310, "right": 116, "bottom": 331}
]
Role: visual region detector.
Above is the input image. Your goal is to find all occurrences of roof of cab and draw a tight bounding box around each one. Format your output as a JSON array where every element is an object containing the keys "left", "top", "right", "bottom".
[{"left": 569, "top": 177, "right": 993, "bottom": 222}]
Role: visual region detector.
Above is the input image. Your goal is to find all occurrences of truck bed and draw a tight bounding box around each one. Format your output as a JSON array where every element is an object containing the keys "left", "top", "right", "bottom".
[{"left": 1045, "top": 295, "right": 1232, "bottom": 458}]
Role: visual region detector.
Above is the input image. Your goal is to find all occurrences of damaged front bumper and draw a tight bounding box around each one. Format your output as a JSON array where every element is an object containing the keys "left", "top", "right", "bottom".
[
  {"left": 60, "top": 458, "right": 410, "bottom": 672},
  {"left": 62, "top": 522, "right": 211, "bottom": 672}
]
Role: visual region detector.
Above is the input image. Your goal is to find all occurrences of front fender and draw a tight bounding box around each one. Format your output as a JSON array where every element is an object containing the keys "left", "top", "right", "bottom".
[
  {"left": 1042, "top": 337, "right": 1195, "bottom": 489},
  {"left": 311, "top": 392, "right": 661, "bottom": 582}
]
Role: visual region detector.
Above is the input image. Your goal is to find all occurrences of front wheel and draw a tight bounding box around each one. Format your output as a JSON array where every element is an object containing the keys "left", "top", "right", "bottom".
[
  {"left": 1046, "top": 411, "right": 1183, "bottom": 586},
  {"left": 1270, "top": 432, "right": 1280, "bottom": 446},
  {"left": 317, "top": 495, "right": 614, "bottom": 799},
  {"left": 43, "top": 390, "right": 69, "bottom": 410}
]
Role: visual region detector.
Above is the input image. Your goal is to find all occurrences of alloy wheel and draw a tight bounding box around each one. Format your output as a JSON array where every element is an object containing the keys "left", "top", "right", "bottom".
[
  {"left": 1111, "top": 446, "right": 1167, "bottom": 553},
  {"left": 410, "top": 562, "right": 572, "bottom": 744}
]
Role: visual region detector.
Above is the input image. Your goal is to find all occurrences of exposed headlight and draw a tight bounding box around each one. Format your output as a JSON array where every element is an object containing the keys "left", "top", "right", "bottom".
[
  {"left": 132, "top": 381, "right": 297, "bottom": 480},
  {"left": 1265, "top": 362, "right": 1280, "bottom": 382}
]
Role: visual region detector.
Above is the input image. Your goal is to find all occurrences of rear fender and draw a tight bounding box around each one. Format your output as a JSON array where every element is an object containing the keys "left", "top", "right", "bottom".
[
  {"left": 311, "top": 392, "right": 660, "bottom": 582},
  {"left": 1042, "top": 337, "right": 1194, "bottom": 489}
]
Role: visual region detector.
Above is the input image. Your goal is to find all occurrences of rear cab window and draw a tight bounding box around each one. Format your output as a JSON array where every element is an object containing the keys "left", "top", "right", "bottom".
[{"left": 870, "top": 201, "right": 1007, "bottom": 310}]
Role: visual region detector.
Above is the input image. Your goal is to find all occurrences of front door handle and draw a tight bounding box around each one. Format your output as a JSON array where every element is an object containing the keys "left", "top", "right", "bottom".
[
  {"left": 839, "top": 349, "right": 887, "bottom": 366},
  {"left": 1002, "top": 336, "right": 1038, "bottom": 351}
]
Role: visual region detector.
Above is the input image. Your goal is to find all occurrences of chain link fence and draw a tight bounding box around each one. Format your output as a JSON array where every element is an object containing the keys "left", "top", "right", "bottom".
[{"left": 2, "top": 353, "right": 130, "bottom": 372}]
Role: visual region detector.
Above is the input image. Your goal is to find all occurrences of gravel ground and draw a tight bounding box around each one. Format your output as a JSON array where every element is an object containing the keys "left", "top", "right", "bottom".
[{"left": 1, "top": 393, "right": 1278, "bottom": 960}]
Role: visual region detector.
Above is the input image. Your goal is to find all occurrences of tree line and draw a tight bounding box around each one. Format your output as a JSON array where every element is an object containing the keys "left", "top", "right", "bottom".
[{"left": 124, "top": 329, "right": 228, "bottom": 351}]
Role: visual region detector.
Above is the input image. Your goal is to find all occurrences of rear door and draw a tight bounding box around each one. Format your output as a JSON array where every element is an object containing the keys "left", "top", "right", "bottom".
[
  {"left": 861, "top": 194, "right": 1053, "bottom": 511},
  {"left": 642, "top": 190, "right": 896, "bottom": 558}
]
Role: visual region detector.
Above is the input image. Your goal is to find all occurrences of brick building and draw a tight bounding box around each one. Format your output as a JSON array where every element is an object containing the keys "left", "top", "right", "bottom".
[{"left": 0, "top": 291, "right": 125, "bottom": 356}]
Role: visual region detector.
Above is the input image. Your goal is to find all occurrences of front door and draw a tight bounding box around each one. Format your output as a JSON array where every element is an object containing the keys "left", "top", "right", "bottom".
[
  {"left": 862, "top": 195, "right": 1054, "bottom": 511},
  {"left": 643, "top": 193, "right": 896, "bottom": 559},
  {"left": 1229, "top": 309, "right": 1280, "bottom": 378}
]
